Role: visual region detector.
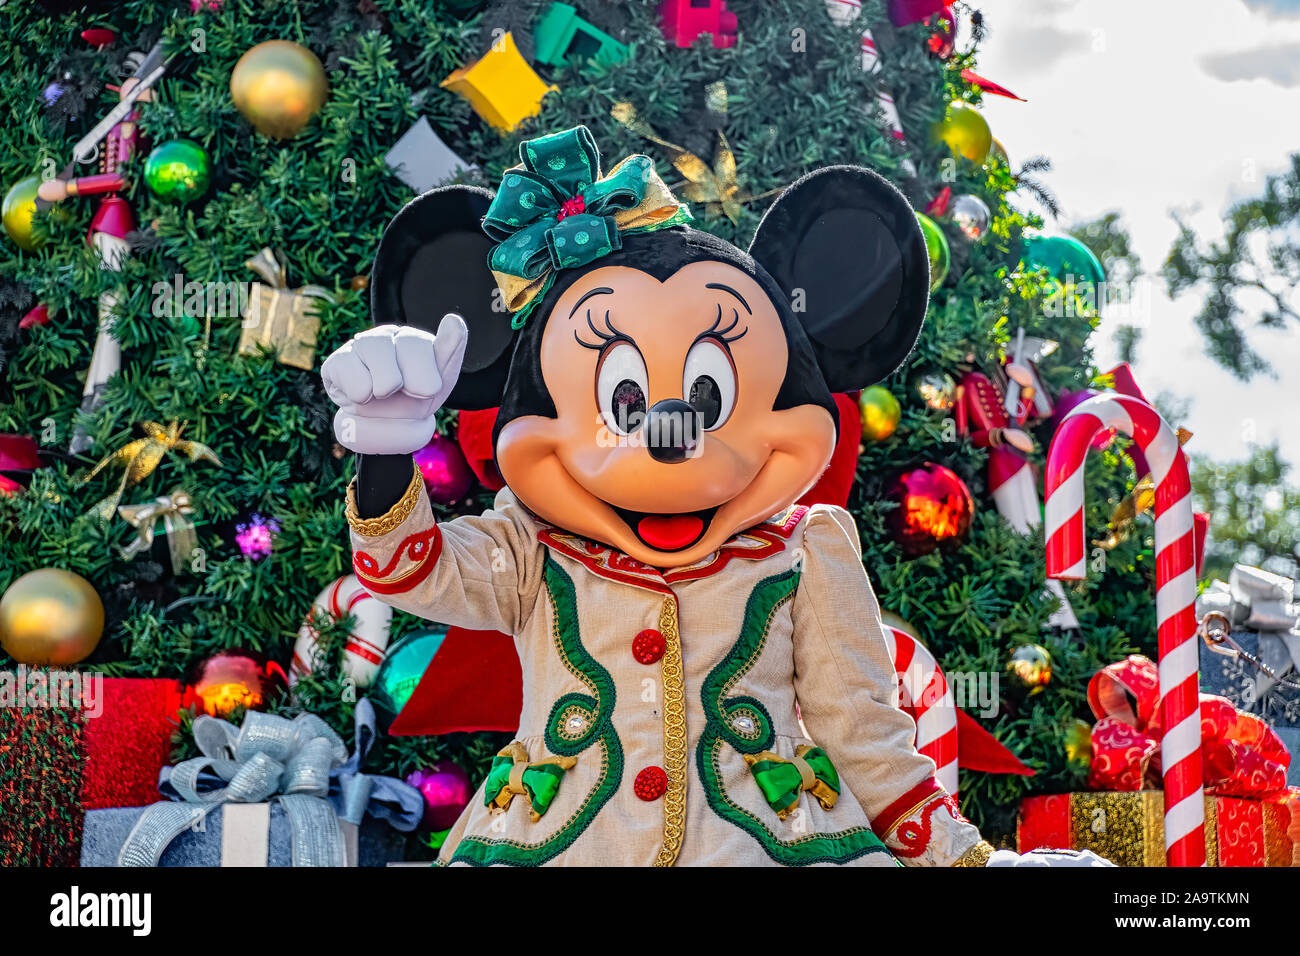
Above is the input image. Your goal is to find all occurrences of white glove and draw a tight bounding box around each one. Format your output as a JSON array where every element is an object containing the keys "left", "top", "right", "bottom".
[
  {"left": 986, "top": 848, "right": 1115, "bottom": 867},
  {"left": 321, "top": 314, "right": 468, "bottom": 456}
]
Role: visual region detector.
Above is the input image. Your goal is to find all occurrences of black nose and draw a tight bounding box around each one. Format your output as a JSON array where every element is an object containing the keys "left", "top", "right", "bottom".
[{"left": 644, "top": 399, "right": 701, "bottom": 464}]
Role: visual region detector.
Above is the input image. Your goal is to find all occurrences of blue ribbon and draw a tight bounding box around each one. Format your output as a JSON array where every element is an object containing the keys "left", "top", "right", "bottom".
[{"left": 121, "top": 702, "right": 422, "bottom": 867}]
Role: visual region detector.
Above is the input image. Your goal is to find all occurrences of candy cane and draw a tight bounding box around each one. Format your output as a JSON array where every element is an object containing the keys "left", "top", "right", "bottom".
[
  {"left": 883, "top": 625, "right": 959, "bottom": 794},
  {"left": 1044, "top": 392, "right": 1204, "bottom": 867},
  {"left": 291, "top": 574, "right": 393, "bottom": 689}
]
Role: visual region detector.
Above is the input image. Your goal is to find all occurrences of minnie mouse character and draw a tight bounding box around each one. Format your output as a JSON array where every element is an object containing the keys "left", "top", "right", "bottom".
[{"left": 324, "top": 126, "right": 1105, "bottom": 867}]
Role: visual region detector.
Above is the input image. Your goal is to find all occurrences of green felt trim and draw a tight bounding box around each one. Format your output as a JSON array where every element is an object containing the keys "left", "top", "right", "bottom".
[
  {"left": 695, "top": 569, "right": 896, "bottom": 866},
  {"left": 450, "top": 556, "right": 623, "bottom": 866}
]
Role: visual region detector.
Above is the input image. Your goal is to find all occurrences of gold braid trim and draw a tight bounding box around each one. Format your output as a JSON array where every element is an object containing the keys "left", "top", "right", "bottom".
[
  {"left": 345, "top": 462, "right": 423, "bottom": 537},
  {"left": 652, "top": 595, "right": 688, "bottom": 868},
  {"left": 952, "top": 840, "right": 995, "bottom": 868}
]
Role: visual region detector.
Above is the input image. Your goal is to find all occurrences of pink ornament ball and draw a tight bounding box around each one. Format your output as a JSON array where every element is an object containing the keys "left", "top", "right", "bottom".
[
  {"left": 405, "top": 762, "right": 473, "bottom": 831},
  {"left": 413, "top": 434, "right": 475, "bottom": 504}
]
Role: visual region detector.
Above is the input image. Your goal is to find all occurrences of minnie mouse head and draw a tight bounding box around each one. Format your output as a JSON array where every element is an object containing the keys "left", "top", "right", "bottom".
[{"left": 368, "top": 126, "right": 928, "bottom": 567}]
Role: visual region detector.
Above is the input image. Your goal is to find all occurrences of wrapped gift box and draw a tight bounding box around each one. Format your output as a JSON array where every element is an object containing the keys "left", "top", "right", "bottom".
[
  {"left": 1017, "top": 790, "right": 1300, "bottom": 867},
  {"left": 80, "top": 803, "right": 406, "bottom": 867},
  {"left": 0, "top": 675, "right": 184, "bottom": 866}
]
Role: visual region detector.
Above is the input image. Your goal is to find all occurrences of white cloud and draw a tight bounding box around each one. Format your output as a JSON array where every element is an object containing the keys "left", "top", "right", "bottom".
[
  {"left": 1201, "top": 43, "right": 1300, "bottom": 86},
  {"left": 965, "top": 0, "right": 1300, "bottom": 464}
]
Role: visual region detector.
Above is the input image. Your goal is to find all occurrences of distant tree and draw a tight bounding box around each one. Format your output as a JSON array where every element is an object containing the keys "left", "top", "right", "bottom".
[
  {"left": 1191, "top": 444, "right": 1300, "bottom": 581},
  {"left": 1163, "top": 154, "right": 1300, "bottom": 379},
  {"left": 1072, "top": 211, "right": 1143, "bottom": 363}
]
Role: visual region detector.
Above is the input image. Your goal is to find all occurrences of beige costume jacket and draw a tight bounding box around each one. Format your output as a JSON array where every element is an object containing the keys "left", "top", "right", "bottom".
[{"left": 347, "top": 466, "right": 990, "bottom": 867}]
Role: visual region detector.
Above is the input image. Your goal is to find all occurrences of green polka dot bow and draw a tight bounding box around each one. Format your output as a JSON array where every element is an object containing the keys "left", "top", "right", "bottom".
[{"left": 482, "top": 125, "right": 692, "bottom": 327}]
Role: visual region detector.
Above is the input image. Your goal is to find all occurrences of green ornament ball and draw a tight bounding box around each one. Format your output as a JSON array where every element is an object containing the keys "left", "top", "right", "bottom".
[
  {"left": 369, "top": 625, "right": 448, "bottom": 726},
  {"left": 144, "top": 139, "right": 212, "bottom": 204},
  {"left": 916, "top": 213, "right": 950, "bottom": 292},
  {"left": 1022, "top": 234, "right": 1105, "bottom": 290}
]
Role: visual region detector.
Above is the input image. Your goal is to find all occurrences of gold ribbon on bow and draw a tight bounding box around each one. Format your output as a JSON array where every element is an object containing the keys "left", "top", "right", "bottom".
[
  {"left": 83, "top": 421, "right": 220, "bottom": 521},
  {"left": 611, "top": 96, "right": 780, "bottom": 225},
  {"left": 1093, "top": 426, "right": 1193, "bottom": 550},
  {"left": 117, "top": 489, "right": 197, "bottom": 575}
]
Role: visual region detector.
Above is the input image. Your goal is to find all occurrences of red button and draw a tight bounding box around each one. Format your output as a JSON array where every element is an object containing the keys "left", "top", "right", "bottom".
[
  {"left": 634, "top": 766, "right": 668, "bottom": 801},
  {"left": 633, "top": 629, "right": 665, "bottom": 665}
]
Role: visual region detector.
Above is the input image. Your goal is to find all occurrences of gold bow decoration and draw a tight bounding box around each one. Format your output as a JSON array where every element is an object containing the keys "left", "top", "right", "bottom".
[
  {"left": 239, "top": 248, "right": 334, "bottom": 371},
  {"left": 117, "top": 489, "right": 197, "bottom": 575},
  {"left": 483, "top": 741, "right": 577, "bottom": 823},
  {"left": 83, "top": 421, "right": 220, "bottom": 521},
  {"left": 611, "top": 95, "right": 780, "bottom": 225},
  {"left": 1093, "top": 426, "right": 1193, "bottom": 550}
]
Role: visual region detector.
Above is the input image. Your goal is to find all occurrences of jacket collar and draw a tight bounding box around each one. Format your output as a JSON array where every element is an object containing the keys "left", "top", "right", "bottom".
[{"left": 536, "top": 506, "right": 809, "bottom": 594}]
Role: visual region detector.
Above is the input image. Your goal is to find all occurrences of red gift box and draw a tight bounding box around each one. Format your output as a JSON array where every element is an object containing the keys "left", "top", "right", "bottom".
[{"left": 0, "top": 674, "right": 185, "bottom": 866}]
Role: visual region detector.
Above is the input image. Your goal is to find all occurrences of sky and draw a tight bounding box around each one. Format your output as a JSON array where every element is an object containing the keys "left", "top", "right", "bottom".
[{"left": 965, "top": 0, "right": 1300, "bottom": 465}]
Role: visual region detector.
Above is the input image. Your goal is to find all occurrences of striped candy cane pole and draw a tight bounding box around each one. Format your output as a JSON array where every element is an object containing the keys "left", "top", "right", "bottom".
[
  {"left": 1044, "top": 392, "right": 1204, "bottom": 867},
  {"left": 292, "top": 574, "right": 393, "bottom": 689},
  {"left": 883, "top": 625, "right": 959, "bottom": 794}
]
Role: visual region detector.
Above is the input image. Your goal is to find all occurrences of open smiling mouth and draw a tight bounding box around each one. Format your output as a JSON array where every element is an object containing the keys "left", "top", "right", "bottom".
[{"left": 610, "top": 505, "right": 719, "bottom": 552}]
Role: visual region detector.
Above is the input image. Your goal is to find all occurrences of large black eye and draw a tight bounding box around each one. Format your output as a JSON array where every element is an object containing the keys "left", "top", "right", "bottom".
[
  {"left": 688, "top": 375, "right": 721, "bottom": 429},
  {"left": 683, "top": 339, "right": 736, "bottom": 430},
  {"left": 596, "top": 342, "right": 648, "bottom": 436}
]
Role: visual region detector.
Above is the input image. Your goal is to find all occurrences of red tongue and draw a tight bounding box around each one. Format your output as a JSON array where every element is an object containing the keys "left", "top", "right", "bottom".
[{"left": 637, "top": 514, "right": 704, "bottom": 551}]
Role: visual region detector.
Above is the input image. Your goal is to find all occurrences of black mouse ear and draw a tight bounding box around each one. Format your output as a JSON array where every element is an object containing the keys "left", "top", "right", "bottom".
[
  {"left": 369, "top": 185, "right": 512, "bottom": 410},
  {"left": 749, "top": 165, "right": 929, "bottom": 392}
]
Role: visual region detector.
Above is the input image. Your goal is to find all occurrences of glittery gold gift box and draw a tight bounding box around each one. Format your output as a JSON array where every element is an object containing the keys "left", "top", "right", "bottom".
[
  {"left": 238, "top": 249, "right": 331, "bottom": 371},
  {"left": 1018, "top": 791, "right": 1299, "bottom": 867}
]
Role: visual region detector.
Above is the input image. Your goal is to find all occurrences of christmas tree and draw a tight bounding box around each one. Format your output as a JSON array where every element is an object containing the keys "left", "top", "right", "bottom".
[{"left": 1, "top": 0, "right": 1166, "bottom": 855}]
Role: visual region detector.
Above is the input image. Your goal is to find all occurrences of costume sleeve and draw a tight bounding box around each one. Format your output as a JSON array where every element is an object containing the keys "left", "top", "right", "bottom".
[
  {"left": 346, "top": 461, "right": 545, "bottom": 635},
  {"left": 790, "top": 504, "right": 993, "bottom": 867}
]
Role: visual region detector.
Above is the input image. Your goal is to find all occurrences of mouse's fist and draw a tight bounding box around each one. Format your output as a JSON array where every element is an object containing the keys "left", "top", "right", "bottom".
[{"left": 321, "top": 314, "right": 467, "bottom": 455}]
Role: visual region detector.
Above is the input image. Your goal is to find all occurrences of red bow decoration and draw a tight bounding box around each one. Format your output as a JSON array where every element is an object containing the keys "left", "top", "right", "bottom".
[{"left": 1087, "top": 655, "right": 1292, "bottom": 798}]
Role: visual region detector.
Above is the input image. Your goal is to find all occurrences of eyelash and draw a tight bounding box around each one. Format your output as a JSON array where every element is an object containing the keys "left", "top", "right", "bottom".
[
  {"left": 697, "top": 303, "right": 749, "bottom": 347},
  {"left": 573, "top": 303, "right": 749, "bottom": 353},
  {"left": 574, "top": 310, "right": 630, "bottom": 351}
]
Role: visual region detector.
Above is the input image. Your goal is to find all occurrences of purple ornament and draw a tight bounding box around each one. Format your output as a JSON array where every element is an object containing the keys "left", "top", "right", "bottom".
[
  {"left": 235, "top": 513, "right": 280, "bottom": 559},
  {"left": 43, "top": 83, "right": 66, "bottom": 106},
  {"left": 1051, "top": 388, "right": 1113, "bottom": 450},
  {"left": 405, "top": 762, "right": 473, "bottom": 831},
  {"left": 413, "top": 434, "right": 474, "bottom": 504}
]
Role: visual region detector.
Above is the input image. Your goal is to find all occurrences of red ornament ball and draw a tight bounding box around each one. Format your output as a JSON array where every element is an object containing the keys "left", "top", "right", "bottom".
[
  {"left": 633, "top": 766, "right": 668, "bottom": 801},
  {"left": 886, "top": 463, "right": 974, "bottom": 557},
  {"left": 186, "top": 649, "right": 289, "bottom": 718},
  {"left": 414, "top": 433, "right": 475, "bottom": 504},
  {"left": 406, "top": 762, "right": 473, "bottom": 831}
]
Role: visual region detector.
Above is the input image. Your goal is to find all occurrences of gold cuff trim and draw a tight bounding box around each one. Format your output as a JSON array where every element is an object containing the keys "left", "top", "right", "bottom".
[
  {"left": 652, "top": 596, "right": 688, "bottom": 868},
  {"left": 952, "top": 840, "right": 994, "bottom": 868},
  {"left": 346, "top": 462, "right": 423, "bottom": 537}
]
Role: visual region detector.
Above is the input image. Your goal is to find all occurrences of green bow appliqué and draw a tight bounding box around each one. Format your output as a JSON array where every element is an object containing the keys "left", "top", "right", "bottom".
[
  {"left": 743, "top": 745, "right": 842, "bottom": 820},
  {"left": 484, "top": 741, "right": 578, "bottom": 822},
  {"left": 482, "top": 125, "right": 692, "bottom": 328}
]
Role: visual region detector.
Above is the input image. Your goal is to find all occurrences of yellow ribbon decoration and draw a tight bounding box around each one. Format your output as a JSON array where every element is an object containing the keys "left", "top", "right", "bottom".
[
  {"left": 84, "top": 421, "right": 220, "bottom": 521},
  {"left": 1094, "top": 426, "right": 1193, "bottom": 550},
  {"left": 117, "top": 489, "right": 197, "bottom": 575},
  {"left": 611, "top": 101, "right": 780, "bottom": 225}
]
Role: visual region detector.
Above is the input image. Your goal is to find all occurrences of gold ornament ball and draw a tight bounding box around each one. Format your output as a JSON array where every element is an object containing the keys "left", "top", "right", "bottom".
[
  {"left": 1006, "top": 643, "right": 1052, "bottom": 695},
  {"left": 3, "top": 175, "right": 44, "bottom": 252},
  {"left": 859, "top": 386, "right": 902, "bottom": 442},
  {"left": 932, "top": 101, "right": 992, "bottom": 164},
  {"left": 0, "top": 569, "right": 105, "bottom": 666},
  {"left": 230, "top": 40, "right": 328, "bottom": 139},
  {"left": 1063, "top": 718, "right": 1093, "bottom": 770}
]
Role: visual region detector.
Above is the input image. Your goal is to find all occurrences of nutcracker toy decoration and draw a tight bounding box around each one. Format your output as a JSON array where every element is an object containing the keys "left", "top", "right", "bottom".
[
  {"left": 955, "top": 353, "right": 1078, "bottom": 628},
  {"left": 36, "top": 41, "right": 170, "bottom": 454},
  {"left": 323, "top": 125, "right": 1106, "bottom": 867}
]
